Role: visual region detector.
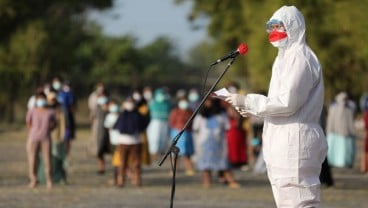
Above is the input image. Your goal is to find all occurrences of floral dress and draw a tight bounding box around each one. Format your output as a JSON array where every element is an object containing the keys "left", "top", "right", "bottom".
[{"left": 192, "top": 113, "right": 230, "bottom": 170}]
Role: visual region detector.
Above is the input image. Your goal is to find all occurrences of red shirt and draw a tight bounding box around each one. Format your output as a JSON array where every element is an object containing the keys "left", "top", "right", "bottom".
[{"left": 168, "top": 108, "right": 192, "bottom": 130}]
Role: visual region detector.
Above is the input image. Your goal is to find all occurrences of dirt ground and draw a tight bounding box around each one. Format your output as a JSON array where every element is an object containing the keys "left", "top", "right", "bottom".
[{"left": 1, "top": 125, "right": 368, "bottom": 208}]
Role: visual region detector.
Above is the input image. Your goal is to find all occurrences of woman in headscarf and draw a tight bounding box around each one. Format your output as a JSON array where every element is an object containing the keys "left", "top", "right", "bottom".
[
  {"left": 326, "top": 92, "right": 356, "bottom": 168},
  {"left": 192, "top": 97, "right": 240, "bottom": 188},
  {"left": 146, "top": 88, "right": 172, "bottom": 161}
]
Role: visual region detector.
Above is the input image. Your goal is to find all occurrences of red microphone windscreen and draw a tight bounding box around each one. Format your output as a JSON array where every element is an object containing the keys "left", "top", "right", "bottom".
[{"left": 238, "top": 43, "right": 248, "bottom": 55}]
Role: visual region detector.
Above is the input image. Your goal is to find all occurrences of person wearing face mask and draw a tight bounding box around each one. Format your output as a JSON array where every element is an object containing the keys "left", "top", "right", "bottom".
[
  {"left": 95, "top": 90, "right": 111, "bottom": 175},
  {"left": 113, "top": 97, "right": 147, "bottom": 187},
  {"left": 104, "top": 100, "right": 121, "bottom": 185},
  {"left": 188, "top": 88, "right": 200, "bottom": 112},
  {"left": 104, "top": 100, "right": 121, "bottom": 147},
  {"left": 26, "top": 92, "right": 56, "bottom": 189},
  {"left": 88, "top": 82, "right": 105, "bottom": 153},
  {"left": 147, "top": 88, "right": 172, "bottom": 161},
  {"left": 326, "top": 92, "right": 356, "bottom": 169},
  {"left": 27, "top": 86, "right": 45, "bottom": 110},
  {"left": 192, "top": 97, "right": 240, "bottom": 188},
  {"left": 88, "top": 82, "right": 105, "bottom": 117},
  {"left": 37, "top": 90, "right": 68, "bottom": 185},
  {"left": 168, "top": 98, "right": 195, "bottom": 176},
  {"left": 51, "top": 76, "right": 76, "bottom": 155},
  {"left": 224, "top": 6, "right": 327, "bottom": 207},
  {"left": 132, "top": 89, "right": 152, "bottom": 166}
]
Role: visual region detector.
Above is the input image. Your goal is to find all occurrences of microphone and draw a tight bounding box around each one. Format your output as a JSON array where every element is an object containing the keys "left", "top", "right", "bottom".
[{"left": 211, "top": 43, "right": 248, "bottom": 66}]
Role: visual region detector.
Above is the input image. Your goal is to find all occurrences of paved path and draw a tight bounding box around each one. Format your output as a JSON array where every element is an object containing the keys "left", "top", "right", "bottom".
[{"left": 1, "top": 127, "right": 367, "bottom": 208}]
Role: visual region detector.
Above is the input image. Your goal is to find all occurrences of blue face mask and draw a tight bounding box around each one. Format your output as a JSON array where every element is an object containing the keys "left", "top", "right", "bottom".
[
  {"left": 178, "top": 100, "right": 189, "bottom": 110},
  {"left": 52, "top": 82, "right": 61, "bottom": 90},
  {"left": 109, "top": 104, "right": 119, "bottom": 113},
  {"left": 188, "top": 93, "right": 199, "bottom": 102},
  {"left": 97, "top": 97, "right": 108, "bottom": 105},
  {"left": 36, "top": 99, "right": 47, "bottom": 107},
  {"left": 155, "top": 93, "right": 165, "bottom": 102}
]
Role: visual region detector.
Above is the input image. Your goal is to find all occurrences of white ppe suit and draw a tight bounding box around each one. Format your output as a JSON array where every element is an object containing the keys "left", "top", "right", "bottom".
[{"left": 228, "top": 6, "right": 327, "bottom": 207}]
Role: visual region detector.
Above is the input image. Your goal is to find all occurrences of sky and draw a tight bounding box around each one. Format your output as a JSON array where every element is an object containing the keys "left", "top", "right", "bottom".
[{"left": 88, "top": 0, "right": 207, "bottom": 55}]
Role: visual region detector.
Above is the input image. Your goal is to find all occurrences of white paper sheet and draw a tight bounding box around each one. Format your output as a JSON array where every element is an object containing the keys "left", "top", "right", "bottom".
[{"left": 213, "top": 88, "right": 230, "bottom": 100}]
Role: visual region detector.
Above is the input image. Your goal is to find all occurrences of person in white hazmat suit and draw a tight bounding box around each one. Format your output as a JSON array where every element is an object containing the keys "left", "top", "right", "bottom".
[{"left": 225, "top": 5, "right": 327, "bottom": 208}]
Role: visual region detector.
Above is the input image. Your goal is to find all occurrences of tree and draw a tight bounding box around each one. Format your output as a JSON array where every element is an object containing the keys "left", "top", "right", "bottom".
[
  {"left": 0, "top": 0, "right": 113, "bottom": 122},
  {"left": 177, "top": 0, "right": 368, "bottom": 103}
]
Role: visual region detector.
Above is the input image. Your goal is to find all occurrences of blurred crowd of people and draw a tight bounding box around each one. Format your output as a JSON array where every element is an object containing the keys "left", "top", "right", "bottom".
[
  {"left": 320, "top": 91, "right": 368, "bottom": 187},
  {"left": 24, "top": 78, "right": 368, "bottom": 190},
  {"left": 85, "top": 82, "right": 263, "bottom": 189},
  {"left": 26, "top": 76, "right": 76, "bottom": 189}
]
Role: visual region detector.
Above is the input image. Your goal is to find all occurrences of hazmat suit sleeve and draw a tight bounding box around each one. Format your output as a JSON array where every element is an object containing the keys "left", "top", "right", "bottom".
[{"left": 233, "top": 56, "right": 316, "bottom": 117}]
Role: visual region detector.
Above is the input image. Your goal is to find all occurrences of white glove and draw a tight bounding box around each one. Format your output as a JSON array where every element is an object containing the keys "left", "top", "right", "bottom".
[
  {"left": 225, "top": 93, "right": 247, "bottom": 108},
  {"left": 235, "top": 107, "right": 250, "bottom": 117}
]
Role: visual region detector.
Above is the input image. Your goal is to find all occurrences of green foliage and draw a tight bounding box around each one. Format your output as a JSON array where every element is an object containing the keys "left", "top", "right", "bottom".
[
  {"left": 76, "top": 33, "right": 203, "bottom": 95},
  {"left": 0, "top": 0, "right": 113, "bottom": 122},
  {"left": 138, "top": 37, "right": 202, "bottom": 89},
  {"left": 2, "top": 0, "right": 368, "bottom": 123},
  {"left": 181, "top": 0, "right": 368, "bottom": 103}
]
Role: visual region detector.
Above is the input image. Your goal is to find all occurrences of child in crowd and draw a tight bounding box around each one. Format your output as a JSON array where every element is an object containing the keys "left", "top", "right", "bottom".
[
  {"left": 104, "top": 99, "right": 121, "bottom": 185},
  {"left": 113, "top": 97, "right": 146, "bottom": 187},
  {"left": 26, "top": 92, "right": 56, "bottom": 189},
  {"left": 132, "top": 89, "right": 151, "bottom": 166}
]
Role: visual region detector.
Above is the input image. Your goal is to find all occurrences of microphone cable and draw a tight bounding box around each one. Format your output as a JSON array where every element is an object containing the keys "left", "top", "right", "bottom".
[{"left": 200, "top": 64, "right": 214, "bottom": 98}]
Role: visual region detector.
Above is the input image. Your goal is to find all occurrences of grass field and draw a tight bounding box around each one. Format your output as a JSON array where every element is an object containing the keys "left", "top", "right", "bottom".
[{"left": 1, "top": 121, "right": 368, "bottom": 208}]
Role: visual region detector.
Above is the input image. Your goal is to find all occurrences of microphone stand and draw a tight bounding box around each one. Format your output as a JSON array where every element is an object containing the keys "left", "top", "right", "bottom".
[{"left": 158, "top": 57, "right": 237, "bottom": 208}]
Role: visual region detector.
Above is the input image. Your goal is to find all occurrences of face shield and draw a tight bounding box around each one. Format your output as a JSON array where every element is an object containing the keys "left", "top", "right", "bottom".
[{"left": 266, "top": 19, "right": 286, "bottom": 33}]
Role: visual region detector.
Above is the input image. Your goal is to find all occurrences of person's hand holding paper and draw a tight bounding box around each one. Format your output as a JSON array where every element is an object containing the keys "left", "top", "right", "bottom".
[
  {"left": 224, "top": 93, "right": 246, "bottom": 108},
  {"left": 214, "top": 88, "right": 249, "bottom": 117}
]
